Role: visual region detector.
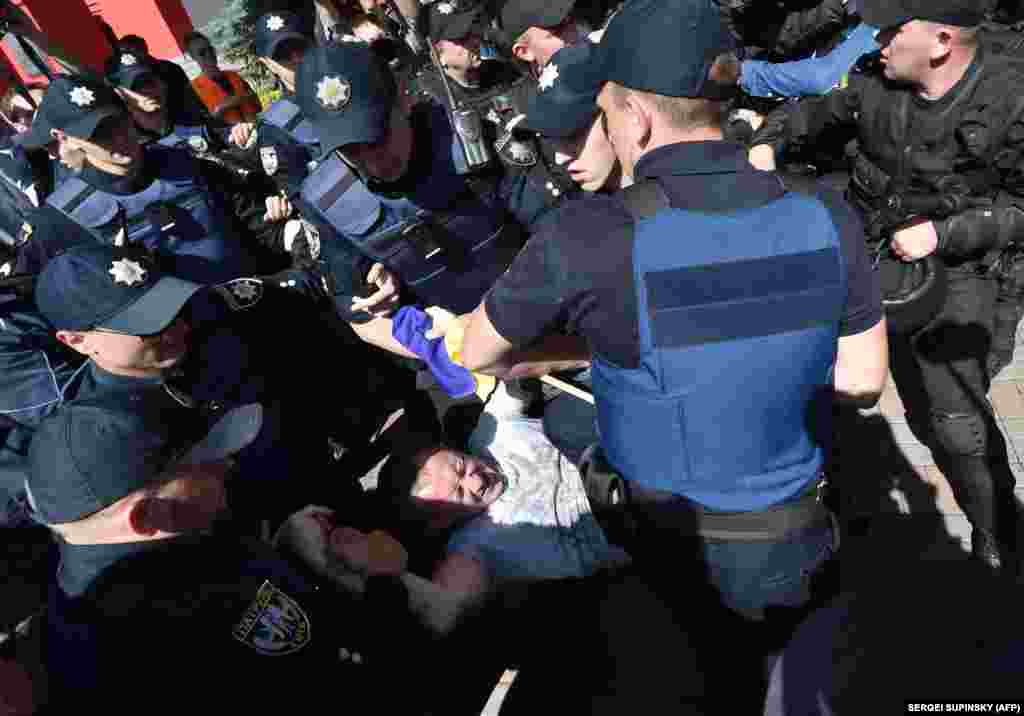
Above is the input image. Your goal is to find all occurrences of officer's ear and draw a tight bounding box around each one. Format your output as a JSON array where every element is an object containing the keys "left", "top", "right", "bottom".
[
  {"left": 511, "top": 33, "right": 533, "bottom": 64},
  {"left": 931, "top": 25, "right": 956, "bottom": 62},
  {"left": 55, "top": 329, "right": 90, "bottom": 355}
]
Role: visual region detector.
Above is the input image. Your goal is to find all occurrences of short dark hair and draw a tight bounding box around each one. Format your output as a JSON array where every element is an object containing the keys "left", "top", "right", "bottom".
[{"left": 376, "top": 442, "right": 445, "bottom": 504}]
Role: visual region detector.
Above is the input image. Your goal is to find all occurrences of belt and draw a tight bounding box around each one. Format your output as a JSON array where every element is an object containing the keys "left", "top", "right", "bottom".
[{"left": 590, "top": 472, "right": 829, "bottom": 544}]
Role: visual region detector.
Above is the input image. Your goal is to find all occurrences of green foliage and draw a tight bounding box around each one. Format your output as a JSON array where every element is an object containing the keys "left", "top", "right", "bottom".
[{"left": 202, "top": 0, "right": 312, "bottom": 94}]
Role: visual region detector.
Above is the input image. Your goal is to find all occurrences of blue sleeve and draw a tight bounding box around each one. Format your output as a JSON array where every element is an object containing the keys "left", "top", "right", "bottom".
[{"left": 740, "top": 23, "right": 880, "bottom": 98}]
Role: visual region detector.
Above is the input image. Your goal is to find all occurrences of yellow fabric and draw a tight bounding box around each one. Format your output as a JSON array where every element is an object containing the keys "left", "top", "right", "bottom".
[
  {"left": 191, "top": 71, "right": 262, "bottom": 125},
  {"left": 444, "top": 317, "right": 497, "bottom": 402}
]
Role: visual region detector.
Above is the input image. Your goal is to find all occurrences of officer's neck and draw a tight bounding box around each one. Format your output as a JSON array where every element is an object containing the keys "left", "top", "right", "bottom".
[
  {"left": 638, "top": 124, "right": 724, "bottom": 165},
  {"left": 916, "top": 46, "right": 978, "bottom": 102},
  {"left": 90, "top": 358, "right": 168, "bottom": 383}
]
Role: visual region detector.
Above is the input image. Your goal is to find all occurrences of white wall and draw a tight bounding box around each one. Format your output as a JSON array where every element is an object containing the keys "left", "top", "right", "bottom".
[{"left": 182, "top": 0, "right": 227, "bottom": 31}]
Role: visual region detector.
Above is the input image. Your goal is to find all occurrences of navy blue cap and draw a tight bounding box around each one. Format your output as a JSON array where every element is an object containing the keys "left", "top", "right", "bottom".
[
  {"left": 596, "top": 0, "right": 736, "bottom": 98},
  {"left": 497, "top": 0, "right": 575, "bottom": 45},
  {"left": 254, "top": 11, "right": 311, "bottom": 59},
  {"left": 35, "top": 244, "right": 203, "bottom": 335},
  {"left": 296, "top": 44, "right": 396, "bottom": 153},
  {"left": 27, "top": 395, "right": 262, "bottom": 525},
  {"left": 859, "top": 0, "right": 984, "bottom": 29},
  {"left": 16, "top": 74, "right": 126, "bottom": 150},
  {"left": 421, "top": 0, "right": 486, "bottom": 43},
  {"left": 107, "top": 51, "right": 160, "bottom": 90},
  {"left": 523, "top": 41, "right": 600, "bottom": 138}
]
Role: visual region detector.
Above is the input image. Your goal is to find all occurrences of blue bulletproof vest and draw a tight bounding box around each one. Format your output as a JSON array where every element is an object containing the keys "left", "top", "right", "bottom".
[
  {"left": 45, "top": 146, "right": 245, "bottom": 283},
  {"left": 592, "top": 192, "right": 846, "bottom": 511},
  {"left": 300, "top": 104, "right": 515, "bottom": 313}
]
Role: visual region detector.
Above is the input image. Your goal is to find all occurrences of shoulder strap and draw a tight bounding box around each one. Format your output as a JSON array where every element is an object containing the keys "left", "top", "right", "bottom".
[
  {"left": 619, "top": 180, "right": 671, "bottom": 221},
  {"left": 47, "top": 177, "right": 98, "bottom": 216}
]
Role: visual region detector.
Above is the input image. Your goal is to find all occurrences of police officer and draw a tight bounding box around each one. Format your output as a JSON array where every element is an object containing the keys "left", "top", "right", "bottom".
[
  {"left": 107, "top": 49, "right": 230, "bottom": 156},
  {"left": 460, "top": 0, "right": 886, "bottom": 700},
  {"left": 408, "top": 0, "right": 579, "bottom": 225},
  {"left": 751, "top": 0, "right": 1024, "bottom": 572},
  {"left": 36, "top": 241, "right": 378, "bottom": 522},
  {"left": 289, "top": 42, "right": 538, "bottom": 359},
  {"left": 25, "top": 379, "right": 429, "bottom": 710},
  {"left": 13, "top": 74, "right": 279, "bottom": 284},
  {"left": 496, "top": 0, "right": 590, "bottom": 79}
]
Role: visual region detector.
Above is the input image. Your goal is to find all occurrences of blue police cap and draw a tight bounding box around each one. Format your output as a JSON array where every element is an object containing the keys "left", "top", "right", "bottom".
[
  {"left": 497, "top": 0, "right": 575, "bottom": 46},
  {"left": 296, "top": 43, "right": 396, "bottom": 154},
  {"left": 254, "top": 11, "right": 311, "bottom": 59},
  {"left": 27, "top": 396, "right": 262, "bottom": 525},
  {"left": 421, "top": 0, "right": 486, "bottom": 43},
  {"left": 522, "top": 40, "right": 600, "bottom": 138},
  {"left": 596, "top": 0, "right": 736, "bottom": 98},
  {"left": 16, "top": 74, "right": 126, "bottom": 150},
  {"left": 35, "top": 244, "right": 203, "bottom": 335},
  {"left": 107, "top": 51, "right": 160, "bottom": 90}
]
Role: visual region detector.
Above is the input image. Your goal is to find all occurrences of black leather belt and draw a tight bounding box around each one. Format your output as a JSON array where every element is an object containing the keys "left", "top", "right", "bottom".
[{"left": 583, "top": 448, "right": 830, "bottom": 543}]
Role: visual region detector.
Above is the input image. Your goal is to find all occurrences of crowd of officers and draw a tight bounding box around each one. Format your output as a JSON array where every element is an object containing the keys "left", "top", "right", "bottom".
[{"left": 2, "top": 0, "right": 1024, "bottom": 712}]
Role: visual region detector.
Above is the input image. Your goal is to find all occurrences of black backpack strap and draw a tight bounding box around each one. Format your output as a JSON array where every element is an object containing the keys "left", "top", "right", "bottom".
[{"left": 619, "top": 179, "right": 671, "bottom": 221}]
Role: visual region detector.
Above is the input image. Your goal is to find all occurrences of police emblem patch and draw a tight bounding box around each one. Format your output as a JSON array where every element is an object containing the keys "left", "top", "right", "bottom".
[
  {"left": 17, "top": 222, "right": 32, "bottom": 245},
  {"left": 538, "top": 63, "right": 559, "bottom": 92},
  {"left": 109, "top": 258, "right": 147, "bottom": 286},
  {"left": 266, "top": 15, "right": 285, "bottom": 31},
  {"left": 0, "top": 262, "right": 10, "bottom": 278},
  {"left": 503, "top": 140, "right": 537, "bottom": 167},
  {"left": 121, "top": 53, "right": 138, "bottom": 66},
  {"left": 232, "top": 581, "right": 311, "bottom": 656},
  {"left": 260, "top": 146, "right": 279, "bottom": 176},
  {"left": 69, "top": 86, "right": 96, "bottom": 108},
  {"left": 188, "top": 135, "right": 209, "bottom": 154},
  {"left": 316, "top": 76, "right": 351, "bottom": 111},
  {"left": 215, "top": 277, "right": 264, "bottom": 311}
]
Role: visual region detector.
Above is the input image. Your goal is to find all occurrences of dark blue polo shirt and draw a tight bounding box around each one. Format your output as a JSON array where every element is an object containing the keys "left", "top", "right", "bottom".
[{"left": 485, "top": 141, "right": 881, "bottom": 369}]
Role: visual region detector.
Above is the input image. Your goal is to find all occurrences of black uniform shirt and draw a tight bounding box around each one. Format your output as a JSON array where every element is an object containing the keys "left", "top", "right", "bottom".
[{"left": 484, "top": 141, "right": 882, "bottom": 369}]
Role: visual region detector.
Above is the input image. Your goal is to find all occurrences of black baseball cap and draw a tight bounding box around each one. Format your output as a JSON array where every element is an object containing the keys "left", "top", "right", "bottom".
[
  {"left": 254, "top": 11, "right": 311, "bottom": 59},
  {"left": 859, "top": 0, "right": 985, "bottom": 30},
  {"left": 108, "top": 51, "right": 160, "bottom": 90},
  {"left": 421, "top": 0, "right": 486, "bottom": 43},
  {"left": 35, "top": 244, "right": 203, "bottom": 336},
  {"left": 16, "top": 74, "right": 126, "bottom": 150},
  {"left": 27, "top": 395, "right": 263, "bottom": 525},
  {"left": 296, "top": 43, "right": 396, "bottom": 153},
  {"left": 522, "top": 41, "right": 600, "bottom": 138},
  {"left": 498, "top": 0, "right": 575, "bottom": 45},
  {"left": 596, "top": 0, "right": 736, "bottom": 99}
]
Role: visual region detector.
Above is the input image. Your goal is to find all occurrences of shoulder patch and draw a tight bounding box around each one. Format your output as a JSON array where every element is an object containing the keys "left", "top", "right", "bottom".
[
  {"left": 232, "top": 580, "right": 311, "bottom": 656},
  {"left": 499, "top": 139, "right": 538, "bottom": 167},
  {"left": 17, "top": 221, "right": 32, "bottom": 245},
  {"left": 215, "top": 277, "right": 265, "bottom": 311}
]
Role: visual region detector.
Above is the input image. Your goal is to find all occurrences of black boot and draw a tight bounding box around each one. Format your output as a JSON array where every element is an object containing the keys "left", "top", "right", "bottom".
[{"left": 971, "top": 528, "right": 1004, "bottom": 572}]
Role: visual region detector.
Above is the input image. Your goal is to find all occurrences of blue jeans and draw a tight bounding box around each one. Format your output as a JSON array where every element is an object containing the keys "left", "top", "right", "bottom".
[{"left": 701, "top": 524, "right": 835, "bottom": 623}]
